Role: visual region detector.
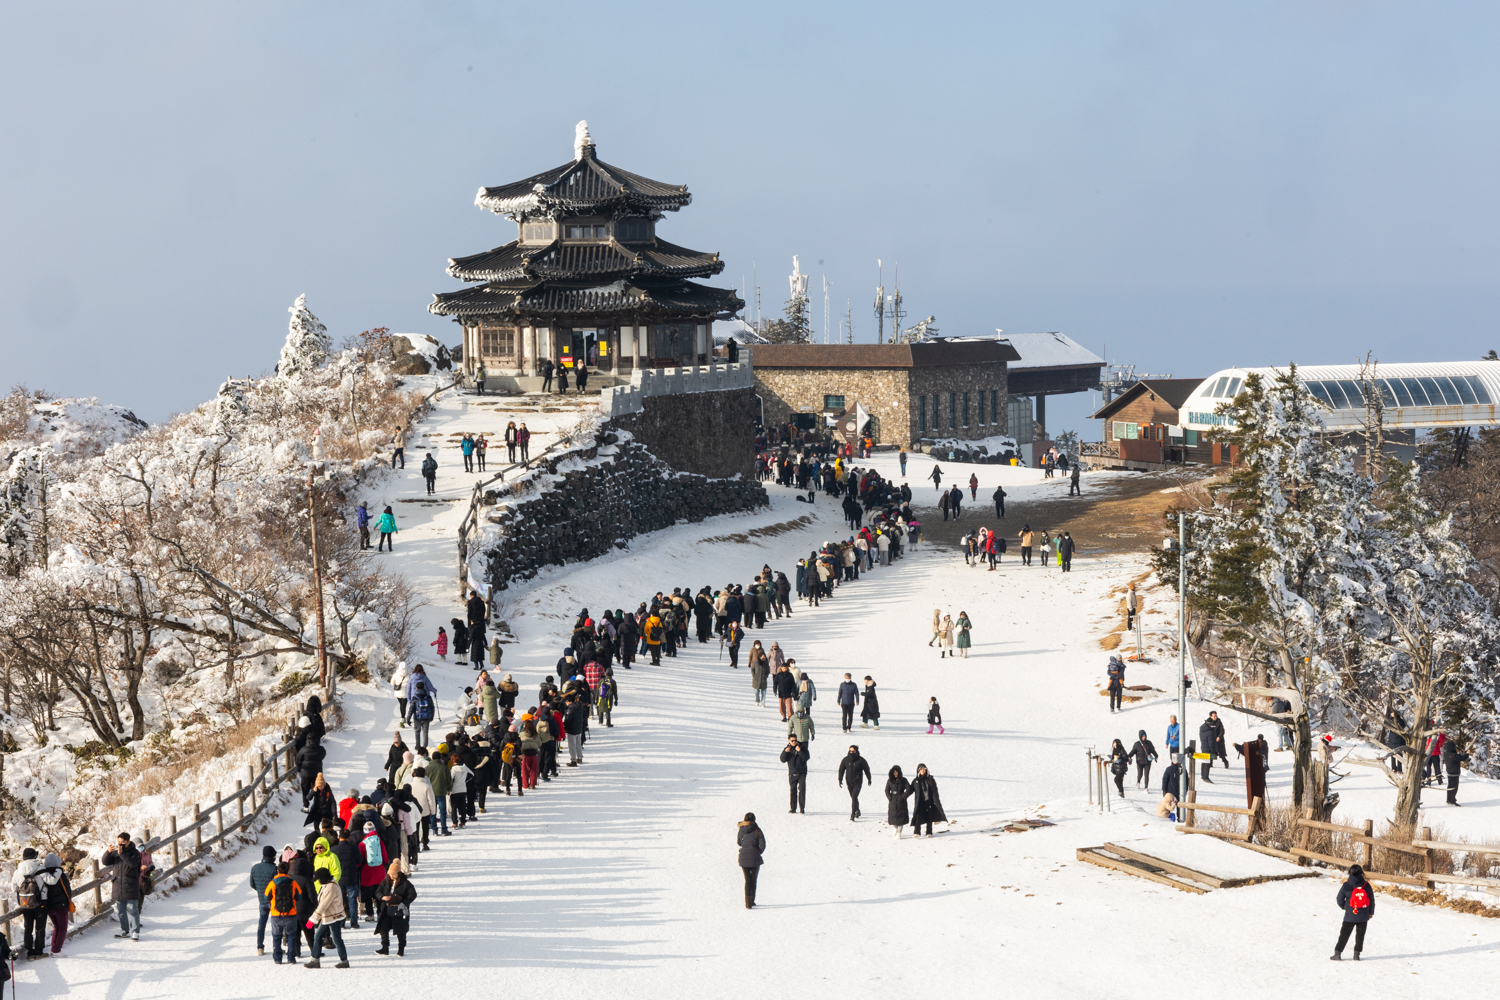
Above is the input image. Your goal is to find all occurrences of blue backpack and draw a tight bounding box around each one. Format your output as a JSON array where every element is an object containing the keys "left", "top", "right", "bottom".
[{"left": 410, "top": 678, "right": 435, "bottom": 721}]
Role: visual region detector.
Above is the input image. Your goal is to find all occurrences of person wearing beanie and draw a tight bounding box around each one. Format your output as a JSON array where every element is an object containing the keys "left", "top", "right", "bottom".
[
  {"left": 736, "top": 812, "right": 765, "bottom": 909},
  {"left": 1129, "top": 730, "right": 1159, "bottom": 790},
  {"left": 249, "top": 845, "right": 278, "bottom": 954},
  {"left": 1332, "top": 864, "right": 1375, "bottom": 960},
  {"left": 374, "top": 861, "right": 417, "bottom": 957},
  {"left": 357, "top": 823, "right": 388, "bottom": 922},
  {"left": 13, "top": 847, "right": 45, "bottom": 958}
]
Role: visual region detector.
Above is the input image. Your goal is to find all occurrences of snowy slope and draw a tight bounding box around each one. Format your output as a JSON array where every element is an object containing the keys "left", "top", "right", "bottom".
[{"left": 21, "top": 393, "right": 1500, "bottom": 997}]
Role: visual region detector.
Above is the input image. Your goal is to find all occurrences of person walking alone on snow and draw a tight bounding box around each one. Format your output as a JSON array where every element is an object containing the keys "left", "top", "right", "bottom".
[
  {"left": 1331, "top": 864, "right": 1375, "bottom": 960},
  {"left": 737, "top": 813, "right": 765, "bottom": 909},
  {"left": 1107, "top": 738, "right": 1129, "bottom": 797},
  {"left": 781, "top": 735, "right": 810, "bottom": 814},
  {"left": 1129, "top": 729, "right": 1158, "bottom": 789},
  {"left": 837, "top": 746, "right": 872, "bottom": 821},
  {"left": 859, "top": 675, "right": 880, "bottom": 730},
  {"left": 927, "top": 697, "right": 944, "bottom": 735},
  {"left": 837, "top": 673, "right": 859, "bottom": 733}
]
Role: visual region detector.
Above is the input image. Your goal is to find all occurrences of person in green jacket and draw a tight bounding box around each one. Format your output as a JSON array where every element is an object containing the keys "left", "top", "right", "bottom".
[
  {"left": 480, "top": 678, "right": 499, "bottom": 726},
  {"left": 377, "top": 507, "right": 397, "bottom": 552},
  {"left": 425, "top": 753, "right": 452, "bottom": 836},
  {"left": 955, "top": 612, "right": 972, "bottom": 659}
]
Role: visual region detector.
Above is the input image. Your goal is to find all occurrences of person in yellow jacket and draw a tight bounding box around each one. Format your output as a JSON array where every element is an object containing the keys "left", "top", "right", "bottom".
[
  {"left": 311, "top": 840, "right": 341, "bottom": 886},
  {"left": 644, "top": 613, "right": 664, "bottom": 665}
]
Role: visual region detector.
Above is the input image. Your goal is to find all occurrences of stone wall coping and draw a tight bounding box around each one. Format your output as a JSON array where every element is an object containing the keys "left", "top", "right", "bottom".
[{"left": 599, "top": 353, "right": 755, "bottom": 418}]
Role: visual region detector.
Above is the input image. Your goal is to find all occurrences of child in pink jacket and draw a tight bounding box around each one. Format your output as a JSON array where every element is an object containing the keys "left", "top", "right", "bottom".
[{"left": 431, "top": 627, "right": 448, "bottom": 660}]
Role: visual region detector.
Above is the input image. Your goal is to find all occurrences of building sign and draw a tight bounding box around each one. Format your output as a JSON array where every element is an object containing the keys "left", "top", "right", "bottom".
[{"left": 1184, "top": 410, "right": 1237, "bottom": 430}]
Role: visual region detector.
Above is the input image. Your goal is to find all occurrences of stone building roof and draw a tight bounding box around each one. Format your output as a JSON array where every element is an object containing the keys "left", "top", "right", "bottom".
[{"left": 751, "top": 342, "right": 1019, "bottom": 369}]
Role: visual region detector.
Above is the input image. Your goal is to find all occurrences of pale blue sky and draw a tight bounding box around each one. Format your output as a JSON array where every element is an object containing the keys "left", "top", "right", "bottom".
[{"left": 4, "top": 1, "right": 1498, "bottom": 434}]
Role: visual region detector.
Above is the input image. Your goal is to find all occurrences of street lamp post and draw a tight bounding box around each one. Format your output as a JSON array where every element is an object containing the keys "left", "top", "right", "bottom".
[{"left": 1177, "top": 511, "right": 1188, "bottom": 795}]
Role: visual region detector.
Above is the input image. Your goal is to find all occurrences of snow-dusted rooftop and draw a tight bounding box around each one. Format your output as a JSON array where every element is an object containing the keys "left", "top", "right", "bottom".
[{"left": 999, "top": 331, "right": 1105, "bottom": 370}]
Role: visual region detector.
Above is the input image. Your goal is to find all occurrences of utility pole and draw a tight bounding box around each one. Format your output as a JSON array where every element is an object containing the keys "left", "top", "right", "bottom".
[
  {"left": 307, "top": 471, "right": 332, "bottom": 699},
  {"left": 1177, "top": 512, "right": 1187, "bottom": 789},
  {"left": 822, "top": 274, "right": 831, "bottom": 345}
]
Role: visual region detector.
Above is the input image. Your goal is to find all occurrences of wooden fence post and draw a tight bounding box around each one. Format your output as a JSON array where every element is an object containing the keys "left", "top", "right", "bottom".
[
  {"left": 1361, "top": 818, "right": 1374, "bottom": 871},
  {"left": 215, "top": 789, "right": 224, "bottom": 848},
  {"left": 248, "top": 764, "right": 257, "bottom": 814},
  {"left": 92, "top": 858, "right": 103, "bottom": 911},
  {"left": 1185, "top": 788, "right": 1197, "bottom": 830},
  {"left": 193, "top": 804, "right": 203, "bottom": 855},
  {"left": 237, "top": 779, "right": 245, "bottom": 831},
  {"left": 272, "top": 753, "right": 279, "bottom": 788},
  {"left": 1422, "top": 825, "right": 1434, "bottom": 890},
  {"left": 1295, "top": 814, "right": 1313, "bottom": 865},
  {"left": 169, "top": 816, "right": 180, "bottom": 870},
  {"left": 1247, "top": 796, "right": 1263, "bottom": 838}
]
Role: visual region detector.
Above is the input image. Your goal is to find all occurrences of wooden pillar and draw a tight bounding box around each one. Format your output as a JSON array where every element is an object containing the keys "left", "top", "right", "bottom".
[
  {"left": 237, "top": 779, "right": 246, "bottom": 830},
  {"left": 194, "top": 804, "right": 203, "bottom": 855},
  {"left": 1422, "top": 825, "right": 1434, "bottom": 889},
  {"left": 216, "top": 789, "right": 224, "bottom": 847},
  {"left": 1185, "top": 787, "right": 1197, "bottom": 830},
  {"left": 1361, "top": 818, "right": 1374, "bottom": 871},
  {"left": 92, "top": 859, "right": 103, "bottom": 911},
  {"left": 169, "top": 816, "right": 180, "bottom": 870}
]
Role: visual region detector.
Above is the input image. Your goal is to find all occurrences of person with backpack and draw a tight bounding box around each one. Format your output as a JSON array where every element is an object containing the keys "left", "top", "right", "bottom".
[
  {"left": 357, "top": 823, "right": 388, "bottom": 922},
  {"left": 101, "top": 832, "right": 143, "bottom": 941},
  {"left": 378, "top": 505, "right": 399, "bottom": 548},
  {"left": 264, "top": 861, "right": 302, "bottom": 964},
  {"left": 38, "top": 852, "right": 71, "bottom": 957},
  {"left": 249, "top": 845, "right": 278, "bottom": 954},
  {"left": 737, "top": 813, "right": 766, "bottom": 909},
  {"left": 1106, "top": 656, "right": 1126, "bottom": 713},
  {"left": 406, "top": 667, "right": 437, "bottom": 749},
  {"left": 374, "top": 862, "right": 417, "bottom": 957},
  {"left": 12, "top": 847, "right": 46, "bottom": 960},
  {"left": 356, "top": 501, "right": 371, "bottom": 550},
  {"left": 644, "top": 611, "right": 664, "bottom": 665},
  {"left": 304, "top": 868, "right": 350, "bottom": 967},
  {"left": 1331, "top": 864, "right": 1375, "bottom": 960}
]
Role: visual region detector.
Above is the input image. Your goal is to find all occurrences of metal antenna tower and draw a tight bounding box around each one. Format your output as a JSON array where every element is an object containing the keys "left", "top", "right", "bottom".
[{"left": 873, "top": 260, "right": 885, "bottom": 344}]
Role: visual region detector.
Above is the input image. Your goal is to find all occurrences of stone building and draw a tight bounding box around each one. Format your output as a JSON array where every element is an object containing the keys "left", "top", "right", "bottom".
[
  {"left": 751, "top": 342, "right": 1019, "bottom": 447},
  {"left": 429, "top": 122, "right": 742, "bottom": 384}
]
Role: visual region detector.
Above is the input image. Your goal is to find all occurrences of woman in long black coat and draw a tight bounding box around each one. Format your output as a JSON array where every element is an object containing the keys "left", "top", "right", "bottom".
[
  {"left": 885, "top": 765, "right": 913, "bottom": 838},
  {"left": 909, "top": 764, "right": 947, "bottom": 837},
  {"left": 737, "top": 812, "right": 766, "bottom": 909}
]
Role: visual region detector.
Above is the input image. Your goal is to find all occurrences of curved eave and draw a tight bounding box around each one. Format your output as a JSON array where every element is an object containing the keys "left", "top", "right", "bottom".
[
  {"left": 446, "top": 238, "right": 724, "bottom": 283},
  {"left": 429, "top": 279, "right": 743, "bottom": 322},
  {"left": 473, "top": 149, "right": 692, "bottom": 218}
]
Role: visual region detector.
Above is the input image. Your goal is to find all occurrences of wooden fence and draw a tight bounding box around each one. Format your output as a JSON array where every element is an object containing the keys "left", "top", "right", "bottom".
[
  {"left": 1176, "top": 789, "right": 1264, "bottom": 843},
  {"left": 1, "top": 732, "right": 299, "bottom": 944}
]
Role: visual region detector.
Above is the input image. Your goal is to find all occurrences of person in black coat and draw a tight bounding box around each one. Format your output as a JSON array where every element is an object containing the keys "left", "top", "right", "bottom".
[
  {"left": 297, "top": 736, "right": 326, "bottom": 805},
  {"left": 836, "top": 746, "right": 872, "bottom": 821},
  {"left": 1331, "top": 864, "right": 1375, "bottom": 960},
  {"left": 374, "top": 863, "right": 417, "bottom": 956},
  {"left": 304, "top": 776, "right": 337, "bottom": 829},
  {"left": 384, "top": 732, "right": 409, "bottom": 789},
  {"left": 909, "top": 765, "right": 947, "bottom": 837},
  {"left": 1129, "top": 730, "right": 1158, "bottom": 789},
  {"left": 736, "top": 813, "right": 766, "bottom": 909},
  {"left": 1107, "top": 738, "right": 1130, "bottom": 797},
  {"left": 780, "top": 736, "right": 810, "bottom": 814},
  {"left": 330, "top": 829, "right": 363, "bottom": 929},
  {"left": 1443, "top": 741, "right": 1471, "bottom": 805},
  {"left": 289, "top": 852, "right": 317, "bottom": 959},
  {"left": 885, "top": 765, "right": 913, "bottom": 837},
  {"left": 1197, "top": 715, "right": 1221, "bottom": 783},
  {"left": 772, "top": 667, "right": 798, "bottom": 722}
]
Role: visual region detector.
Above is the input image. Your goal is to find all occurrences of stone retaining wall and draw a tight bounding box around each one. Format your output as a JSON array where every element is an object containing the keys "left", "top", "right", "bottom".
[
  {"left": 610, "top": 386, "right": 759, "bottom": 479},
  {"left": 477, "top": 429, "right": 767, "bottom": 594}
]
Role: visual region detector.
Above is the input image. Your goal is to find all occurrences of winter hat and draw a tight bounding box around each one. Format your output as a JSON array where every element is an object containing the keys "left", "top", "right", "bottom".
[
  {"left": 437, "top": 743, "right": 449, "bottom": 754},
  {"left": 380, "top": 804, "right": 393, "bottom": 817},
  {"left": 1139, "top": 731, "right": 1147, "bottom": 740},
  {"left": 299, "top": 715, "right": 310, "bottom": 728},
  {"left": 261, "top": 846, "right": 276, "bottom": 861},
  {"left": 363, "top": 822, "right": 375, "bottom": 833},
  {"left": 45, "top": 853, "right": 60, "bottom": 868}
]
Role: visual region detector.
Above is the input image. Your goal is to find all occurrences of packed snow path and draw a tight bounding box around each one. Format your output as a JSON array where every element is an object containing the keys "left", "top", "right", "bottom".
[{"left": 28, "top": 393, "right": 1500, "bottom": 997}]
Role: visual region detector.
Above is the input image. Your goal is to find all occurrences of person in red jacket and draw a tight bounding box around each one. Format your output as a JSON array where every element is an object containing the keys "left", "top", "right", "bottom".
[
  {"left": 357, "top": 822, "right": 388, "bottom": 922},
  {"left": 338, "top": 788, "right": 359, "bottom": 829}
]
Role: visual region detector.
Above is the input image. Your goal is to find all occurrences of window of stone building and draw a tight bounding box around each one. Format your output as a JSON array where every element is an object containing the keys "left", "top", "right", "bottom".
[
  {"left": 962, "top": 392, "right": 970, "bottom": 427},
  {"left": 978, "top": 392, "right": 986, "bottom": 426},
  {"left": 919, "top": 395, "right": 927, "bottom": 433},
  {"left": 948, "top": 392, "right": 956, "bottom": 430},
  {"left": 991, "top": 390, "right": 999, "bottom": 428},
  {"left": 824, "top": 394, "right": 845, "bottom": 411}
]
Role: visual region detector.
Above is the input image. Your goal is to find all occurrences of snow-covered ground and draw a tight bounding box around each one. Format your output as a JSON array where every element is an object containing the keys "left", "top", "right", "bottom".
[{"left": 22, "top": 392, "right": 1500, "bottom": 997}]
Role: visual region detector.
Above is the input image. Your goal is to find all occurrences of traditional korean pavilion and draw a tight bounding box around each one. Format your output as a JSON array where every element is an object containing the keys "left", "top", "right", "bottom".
[{"left": 430, "top": 122, "right": 744, "bottom": 380}]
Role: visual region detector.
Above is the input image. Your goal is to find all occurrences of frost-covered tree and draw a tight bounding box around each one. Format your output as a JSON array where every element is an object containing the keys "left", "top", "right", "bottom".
[
  {"left": 213, "top": 379, "right": 250, "bottom": 438},
  {"left": 0, "top": 449, "right": 48, "bottom": 575},
  {"left": 277, "top": 294, "right": 332, "bottom": 379},
  {"left": 1184, "top": 368, "right": 1367, "bottom": 812}
]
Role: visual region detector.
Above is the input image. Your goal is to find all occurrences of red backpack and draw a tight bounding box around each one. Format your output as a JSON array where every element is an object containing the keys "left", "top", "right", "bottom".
[{"left": 1348, "top": 883, "right": 1372, "bottom": 913}]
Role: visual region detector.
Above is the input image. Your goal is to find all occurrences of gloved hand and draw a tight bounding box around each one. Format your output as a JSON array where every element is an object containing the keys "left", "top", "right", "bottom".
[{"left": 305, "top": 920, "right": 314, "bottom": 930}]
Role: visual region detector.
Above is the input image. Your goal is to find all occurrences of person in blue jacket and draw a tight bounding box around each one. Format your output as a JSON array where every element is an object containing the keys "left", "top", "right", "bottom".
[
  {"left": 249, "top": 846, "right": 278, "bottom": 955},
  {"left": 836, "top": 673, "right": 859, "bottom": 733},
  {"left": 356, "top": 502, "right": 371, "bottom": 550},
  {"left": 1331, "top": 864, "right": 1375, "bottom": 960},
  {"left": 1165, "top": 715, "right": 1181, "bottom": 756}
]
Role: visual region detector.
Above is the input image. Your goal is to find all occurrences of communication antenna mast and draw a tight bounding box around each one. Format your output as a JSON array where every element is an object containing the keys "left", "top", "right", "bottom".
[
  {"left": 889, "top": 262, "right": 904, "bottom": 341},
  {"left": 873, "top": 260, "right": 886, "bottom": 344},
  {"left": 845, "top": 300, "right": 854, "bottom": 344},
  {"left": 753, "top": 261, "right": 760, "bottom": 332},
  {"left": 823, "top": 274, "right": 832, "bottom": 345}
]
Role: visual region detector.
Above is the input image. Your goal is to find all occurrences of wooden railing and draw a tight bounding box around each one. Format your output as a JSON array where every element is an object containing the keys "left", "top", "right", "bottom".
[
  {"left": 1, "top": 732, "right": 299, "bottom": 944},
  {"left": 1176, "top": 791, "right": 1264, "bottom": 842},
  {"left": 1080, "top": 441, "right": 1120, "bottom": 458}
]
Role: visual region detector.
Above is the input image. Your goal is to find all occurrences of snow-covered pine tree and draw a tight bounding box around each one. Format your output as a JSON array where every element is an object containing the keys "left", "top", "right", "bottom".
[
  {"left": 1337, "top": 460, "right": 1498, "bottom": 828},
  {"left": 213, "top": 379, "right": 250, "bottom": 438},
  {"left": 277, "top": 294, "right": 332, "bottom": 379},
  {"left": 1185, "top": 367, "right": 1366, "bottom": 811},
  {"left": 764, "top": 293, "right": 812, "bottom": 344},
  {"left": 0, "top": 448, "right": 48, "bottom": 575}
]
